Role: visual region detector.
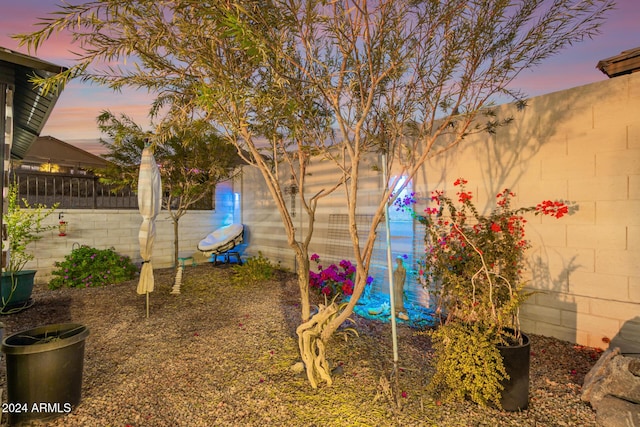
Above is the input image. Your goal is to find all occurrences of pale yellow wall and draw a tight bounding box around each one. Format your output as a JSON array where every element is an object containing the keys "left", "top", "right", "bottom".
[
  {"left": 241, "top": 72, "right": 640, "bottom": 354},
  {"left": 28, "top": 73, "right": 639, "bottom": 354},
  {"left": 412, "top": 72, "right": 640, "bottom": 354},
  {"left": 26, "top": 178, "right": 240, "bottom": 284}
]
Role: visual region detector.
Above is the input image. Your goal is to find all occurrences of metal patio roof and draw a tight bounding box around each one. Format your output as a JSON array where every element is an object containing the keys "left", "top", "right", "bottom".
[{"left": 0, "top": 47, "right": 67, "bottom": 160}]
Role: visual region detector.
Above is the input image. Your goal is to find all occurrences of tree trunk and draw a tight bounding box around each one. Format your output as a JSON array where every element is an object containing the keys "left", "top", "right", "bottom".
[
  {"left": 295, "top": 252, "right": 311, "bottom": 323},
  {"left": 296, "top": 302, "right": 338, "bottom": 389},
  {"left": 173, "top": 218, "right": 179, "bottom": 270}
]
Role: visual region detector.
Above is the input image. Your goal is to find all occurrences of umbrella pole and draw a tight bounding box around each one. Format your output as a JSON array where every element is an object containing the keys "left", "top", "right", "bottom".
[{"left": 146, "top": 292, "right": 149, "bottom": 318}]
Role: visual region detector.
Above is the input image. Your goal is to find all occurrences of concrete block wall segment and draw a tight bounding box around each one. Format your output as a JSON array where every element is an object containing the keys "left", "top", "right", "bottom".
[{"left": 26, "top": 209, "right": 217, "bottom": 284}]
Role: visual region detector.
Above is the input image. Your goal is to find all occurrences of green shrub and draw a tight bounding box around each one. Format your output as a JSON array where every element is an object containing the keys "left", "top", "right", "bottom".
[
  {"left": 427, "top": 321, "right": 507, "bottom": 407},
  {"left": 49, "top": 245, "right": 138, "bottom": 289},
  {"left": 230, "top": 252, "right": 277, "bottom": 286}
]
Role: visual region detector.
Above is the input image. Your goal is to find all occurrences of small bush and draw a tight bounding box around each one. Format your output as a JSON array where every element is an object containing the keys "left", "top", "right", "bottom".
[
  {"left": 230, "top": 252, "right": 278, "bottom": 286},
  {"left": 427, "top": 321, "right": 507, "bottom": 407},
  {"left": 49, "top": 245, "right": 138, "bottom": 289}
]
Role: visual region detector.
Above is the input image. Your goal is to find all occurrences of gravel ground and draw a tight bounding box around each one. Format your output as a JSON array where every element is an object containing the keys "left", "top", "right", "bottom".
[{"left": 0, "top": 264, "right": 602, "bottom": 426}]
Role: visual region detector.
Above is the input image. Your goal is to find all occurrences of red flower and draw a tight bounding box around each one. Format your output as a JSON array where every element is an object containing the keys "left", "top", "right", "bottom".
[
  {"left": 458, "top": 191, "right": 472, "bottom": 203},
  {"left": 536, "top": 200, "right": 570, "bottom": 218},
  {"left": 490, "top": 222, "right": 502, "bottom": 232},
  {"left": 341, "top": 282, "right": 354, "bottom": 296},
  {"left": 453, "top": 178, "right": 468, "bottom": 186}
]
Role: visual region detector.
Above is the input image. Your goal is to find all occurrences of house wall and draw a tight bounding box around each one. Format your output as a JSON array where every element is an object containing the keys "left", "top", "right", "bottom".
[{"left": 240, "top": 72, "right": 640, "bottom": 354}]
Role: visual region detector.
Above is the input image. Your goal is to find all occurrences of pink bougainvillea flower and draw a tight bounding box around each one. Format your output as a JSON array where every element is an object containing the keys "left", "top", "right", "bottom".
[
  {"left": 308, "top": 254, "right": 365, "bottom": 301},
  {"left": 310, "top": 253, "right": 320, "bottom": 262},
  {"left": 401, "top": 391, "right": 408, "bottom": 398}
]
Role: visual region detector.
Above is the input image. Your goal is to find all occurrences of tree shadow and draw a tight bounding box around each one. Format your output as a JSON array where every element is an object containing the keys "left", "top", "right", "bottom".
[
  {"left": 525, "top": 254, "right": 580, "bottom": 341},
  {"left": 411, "top": 82, "right": 612, "bottom": 341},
  {"left": 610, "top": 317, "right": 640, "bottom": 357}
]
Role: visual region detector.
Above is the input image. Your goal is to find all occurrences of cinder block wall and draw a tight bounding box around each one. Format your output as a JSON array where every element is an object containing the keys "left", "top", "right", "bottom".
[
  {"left": 24, "top": 74, "right": 638, "bottom": 354},
  {"left": 412, "top": 72, "right": 640, "bottom": 354},
  {"left": 23, "top": 179, "right": 239, "bottom": 284},
  {"left": 241, "top": 72, "right": 640, "bottom": 354},
  {"left": 26, "top": 209, "right": 216, "bottom": 284}
]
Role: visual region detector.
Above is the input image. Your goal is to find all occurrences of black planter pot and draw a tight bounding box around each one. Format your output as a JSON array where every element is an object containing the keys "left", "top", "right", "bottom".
[
  {"left": 498, "top": 332, "right": 531, "bottom": 411},
  {"left": 1, "top": 323, "right": 90, "bottom": 426},
  {"left": 0, "top": 270, "right": 36, "bottom": 313}
]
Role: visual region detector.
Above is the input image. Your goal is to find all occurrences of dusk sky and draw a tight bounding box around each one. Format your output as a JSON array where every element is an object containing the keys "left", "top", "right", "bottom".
[{"left": 1, "top": 0, "right": 639, "bottom": 155}]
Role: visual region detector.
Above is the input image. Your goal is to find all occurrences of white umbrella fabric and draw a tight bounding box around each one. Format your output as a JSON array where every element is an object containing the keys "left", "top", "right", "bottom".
[{"left": 137, "top": 146, "right": 162, "bottom": 318}]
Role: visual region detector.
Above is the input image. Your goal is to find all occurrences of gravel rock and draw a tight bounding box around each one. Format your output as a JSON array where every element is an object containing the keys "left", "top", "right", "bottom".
[{"left": 0, "top": 265, "right": 602, "bottom": 426}]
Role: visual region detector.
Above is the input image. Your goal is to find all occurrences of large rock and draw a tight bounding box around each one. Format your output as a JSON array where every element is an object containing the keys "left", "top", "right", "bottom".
[{"left": 582, "top": 347, "right": 640, "bottom": 427}]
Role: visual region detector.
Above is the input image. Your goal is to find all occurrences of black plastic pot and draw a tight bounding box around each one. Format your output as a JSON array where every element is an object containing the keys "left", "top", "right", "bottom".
[
  {"left": 1, "top": 323, "right": 90, "bottom": 425},
  {"left": 498, "top": 332, "right": 530, "bottom": 411}
]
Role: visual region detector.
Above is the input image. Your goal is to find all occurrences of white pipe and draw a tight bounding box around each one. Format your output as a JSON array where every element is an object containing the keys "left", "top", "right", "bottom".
[{"left": 382, "top": 154, "right": 399, "bottom": 364}]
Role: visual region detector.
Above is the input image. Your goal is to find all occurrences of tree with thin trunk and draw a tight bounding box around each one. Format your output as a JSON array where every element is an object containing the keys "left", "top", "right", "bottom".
[
  {"left": 95, "top": 112, "right": 240, "bottom": 269},
  {"left": 17, "top": 0, "right": 614, "bottom": 388}
]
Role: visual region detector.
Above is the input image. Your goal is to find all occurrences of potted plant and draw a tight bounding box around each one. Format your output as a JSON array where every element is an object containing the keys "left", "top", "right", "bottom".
[
  {"left": 398, "top": 178, "right": 575, "bottom": 410},
  {"left": 1, "top": 183, "right": 57, "bottom": 313}
]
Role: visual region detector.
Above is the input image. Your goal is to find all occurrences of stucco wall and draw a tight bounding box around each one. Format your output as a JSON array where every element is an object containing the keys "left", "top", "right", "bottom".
[{"left": 240, "top": 72, "right": 640, "bottom": 354}]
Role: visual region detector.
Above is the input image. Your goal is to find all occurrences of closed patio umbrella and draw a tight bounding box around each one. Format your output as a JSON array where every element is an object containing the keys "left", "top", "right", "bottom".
[{"left": 137, "top": 145, "right": 162, "bottom": 318}]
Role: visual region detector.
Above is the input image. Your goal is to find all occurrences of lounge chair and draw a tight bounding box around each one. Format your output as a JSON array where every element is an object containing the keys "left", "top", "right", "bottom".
[{"left": 197, "top": 223, "right": 244, "bottom": 265}]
